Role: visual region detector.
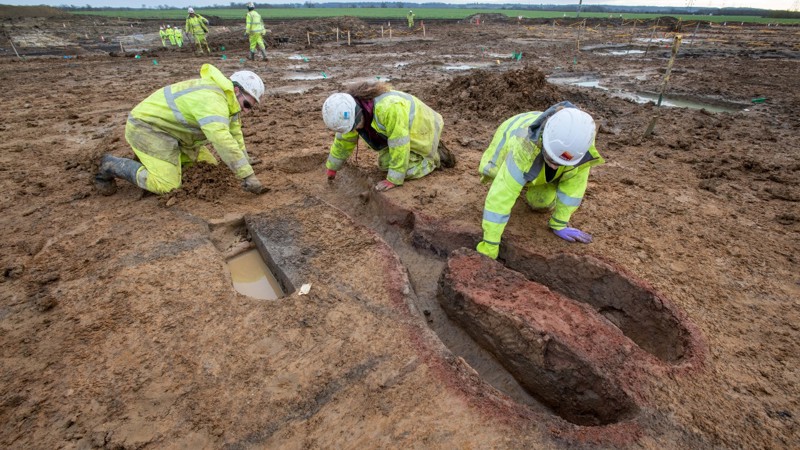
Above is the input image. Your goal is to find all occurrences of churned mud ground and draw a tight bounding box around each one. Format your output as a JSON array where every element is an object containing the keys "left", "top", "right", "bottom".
[{"left": 1, "top": 6, "right": 798, "bottom": 449}]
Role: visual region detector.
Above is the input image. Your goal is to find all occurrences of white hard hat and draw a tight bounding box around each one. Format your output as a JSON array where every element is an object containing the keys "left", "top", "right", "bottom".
[
  {"left": 188, "top": 7, "right": 195, "bottom": 13},
  {"left": 166, "top": 24, "right": 171, "bottom": 28},
  {"left": 542, "top": 108, "right": 595, "bottom": 166},
  {"left": 230, "top": 71, "right": 265, "bottom": 104},
  {"left": 247, "top": 2, "right": 255, "bottom": 8},
  {"left": 322, "top": 93, "right": 357, "bottom": 134}
]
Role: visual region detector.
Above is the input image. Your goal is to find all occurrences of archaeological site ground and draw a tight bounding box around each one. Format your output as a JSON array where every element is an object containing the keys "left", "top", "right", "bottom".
[{"left": 1, "top": 6, "right": 798, "bottom": 449}]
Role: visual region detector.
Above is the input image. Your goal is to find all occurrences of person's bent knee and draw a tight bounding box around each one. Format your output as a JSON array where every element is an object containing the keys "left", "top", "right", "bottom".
[
  {"left": 145, "top": 179, "right": 180, "bottom": 195},
  {"left": 525, "top": 188, "right": 556, "bottom": 210},
  {"left": 141, "top": 171, "right": 181, "bottom": 195}
]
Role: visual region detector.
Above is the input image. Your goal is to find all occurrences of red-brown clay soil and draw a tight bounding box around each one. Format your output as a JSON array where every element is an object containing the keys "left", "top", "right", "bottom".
[{"left": 1, "top": 6, "right": 798, "bottom": 449}]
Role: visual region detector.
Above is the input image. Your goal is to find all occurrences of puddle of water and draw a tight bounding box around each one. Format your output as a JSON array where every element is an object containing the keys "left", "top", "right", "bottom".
[
  {"left": 288, "top": 55, "right": 310, "bottom": 61},
  {"left": 598, "top": 50, "right": 646, "bottom": 56},
  {"left": 267, "top": 85, "right": 312, "bottom": 95},
  {"left": 441, "top": 62, "right": 494, "bottom": 71},
  {"left": 348, "top": 75, "right": 393, "bottom": 83},
  {"left": 547, "top": 76, "right": 605, "bottom": 89},
  {"left": 548, "top": 76, "right": 742, "bottom": 113},
  {"left": 227, "top": 249, "right": 283, "bottom": 300},
  {"left": 442, "top": 64, "right": 475, "bottom": 71},
  {"left": 620, "top": 92, "right": 742, "bottom": 113},
  {"left": 283, "top": 71, "right": 327, "bottom": 80},
  {"left": 635, "top": 37, "right": 673, "bottom": 44},
  {"left": 575, "top": 80, "right": 606, "bottom": 89}
]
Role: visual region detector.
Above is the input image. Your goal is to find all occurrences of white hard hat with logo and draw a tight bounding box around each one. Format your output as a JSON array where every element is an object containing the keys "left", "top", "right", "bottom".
[
  {"left": 322, "top": 93, "right": 358, "bottom": 134},
  {"left": 542, "top": 108, "right": 595, "bottom": 166},
  {"left": 230, "top": 71, "right": 265, "bottom": 104},
  {"left": 188, "top": 7, "right": 195, "bottom": 13}
]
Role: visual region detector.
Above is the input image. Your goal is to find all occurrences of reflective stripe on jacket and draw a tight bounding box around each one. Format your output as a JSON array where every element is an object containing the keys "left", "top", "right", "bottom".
[
  {"left": 246, "top": 10, "right": 265, "bottom": 34},
  {"left": 127, "top": 64, "right": 253, "bottom": 179},
  {"left": 325, "top": 91, "right": 443, "bottom": 185},
  {"left": 478, "top": 103, "right": 604, "bottom": 248}
]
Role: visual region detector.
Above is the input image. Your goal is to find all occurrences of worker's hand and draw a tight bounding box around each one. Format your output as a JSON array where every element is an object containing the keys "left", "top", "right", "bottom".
[
  {"left": 552, "top": 227, "right": 593, "bottom": 243},
  {"left": 476, "top": 241, "right": 499, "bottom": 259},
  {"left": 374, "top": 180, "right": 396, "bottom": 192},
  {"left": 242, "top": 174, "right": 268, "bottom": 194},
  {"left": 326, "top": 169, "right": 337, "bottom": 183}
]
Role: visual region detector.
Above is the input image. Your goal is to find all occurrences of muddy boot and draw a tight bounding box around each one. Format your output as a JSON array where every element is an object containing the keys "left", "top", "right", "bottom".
[
  {"left": 438, "top": 141, "right": 456, "bottom": 168},
  {"left": 260, "top": 49, "right": 268, "bottom": 61},
  {"left": 95, "top": 154, "right": 146, "bottom": 195},
  {"left": 94, "top": 155, "right": 117, "bottom": 196},
  {"left": 249, "top": 50, "right": 256, "bottom": 61}
]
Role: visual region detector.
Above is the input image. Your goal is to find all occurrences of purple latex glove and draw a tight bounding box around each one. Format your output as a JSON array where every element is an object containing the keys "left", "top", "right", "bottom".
[{"left": 552, "top": 227, "right": 593, "bottom": 243}]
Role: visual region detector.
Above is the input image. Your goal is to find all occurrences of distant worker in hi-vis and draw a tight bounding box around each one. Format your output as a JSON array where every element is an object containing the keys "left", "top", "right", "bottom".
[
  {"left": 166, "top": 25, "right": 176, "bottom": 46},
  {"left": 185, "top": 7, "right": 211, "bottom": 54},
  {"left": 173, "top": 26, "right": 183, "bottom": 48},
  {"left": 407, "top": 10, "right": 415, "bottom": 28},
  {"left": 476, "top": 101, "right": 605, "bottom": 259},
  {"left": 158, "top": 26, "right": 168, "bottom": 47},
  {"left": 245, "top": 2, "right": 269, "bottom": 61},
  {"left": 94, "top": 65, "right": 267, "bottom": 197},
  {"left": 321, "top": 82, "right": 455, "bottom": 192}
]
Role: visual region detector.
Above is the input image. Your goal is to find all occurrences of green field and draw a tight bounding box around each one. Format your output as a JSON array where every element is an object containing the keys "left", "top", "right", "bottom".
[{"left": 71, "top": 8, "right": 800, "bottom": 25}]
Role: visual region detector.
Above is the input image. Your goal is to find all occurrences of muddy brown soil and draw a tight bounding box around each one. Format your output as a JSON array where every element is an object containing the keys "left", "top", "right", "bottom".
[{"left": 1, "top": 6, "right": 798, "bottom": 450}]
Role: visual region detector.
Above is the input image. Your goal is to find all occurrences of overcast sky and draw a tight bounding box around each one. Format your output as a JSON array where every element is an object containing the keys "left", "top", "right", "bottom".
[{"left": 1, "top": 1, "right": 795, "bottom": 11}]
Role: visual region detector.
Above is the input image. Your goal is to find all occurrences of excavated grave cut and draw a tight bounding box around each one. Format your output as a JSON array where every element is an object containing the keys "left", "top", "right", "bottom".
[
  {"left": 499, "top": 247, "right": 693, "bottom": 363},
  {"left": 409, "top": 218, "right": 703, "bottom": 365},
  {"left": 439, "top": 248, "right": 640, "bottom": 426},
  {"left": 265, "top": 163, "right": 704, "bottom": 430}
]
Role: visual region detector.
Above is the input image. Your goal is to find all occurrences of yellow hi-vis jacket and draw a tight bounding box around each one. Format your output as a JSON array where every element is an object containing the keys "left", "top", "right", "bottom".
[
  {"left": 185, "top": 14, "right": 209, "bottom": 36},
  {"left": 126, "top": 63, "right": 253, "bottom": 180},
  {"left": 246, "top": 10, "right": 265, "bottom": 35},
  {"left": 476, "top": 102, "right": 604, "bottom": 257},
  {"left": 325, "top": 91, "right": 443, "bottom": 185}
]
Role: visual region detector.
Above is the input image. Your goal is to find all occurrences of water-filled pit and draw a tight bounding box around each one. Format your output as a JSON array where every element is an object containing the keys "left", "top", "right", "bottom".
[{"left": 226, "top": 249, "right": 284, "bottom": 300}]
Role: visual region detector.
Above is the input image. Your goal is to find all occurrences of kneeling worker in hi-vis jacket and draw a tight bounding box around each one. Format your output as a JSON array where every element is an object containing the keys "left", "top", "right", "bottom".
[
  {"left": 94, "top": 64, "right": 268, "bottom": 196},
  {"left": 321, "top": 82, "right": 455, "bottom": 192},
  {"left": 477, "top": 101, "right": 605, "bottom": 259}
]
